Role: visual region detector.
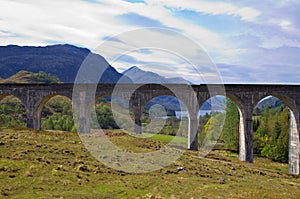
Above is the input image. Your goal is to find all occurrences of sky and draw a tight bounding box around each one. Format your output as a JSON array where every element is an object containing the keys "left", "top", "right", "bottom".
[{"left": 0, "top": 0, "right": 300, "bottom": 84}]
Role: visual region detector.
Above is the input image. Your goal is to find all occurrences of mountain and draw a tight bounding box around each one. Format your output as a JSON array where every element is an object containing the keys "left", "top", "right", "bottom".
[
  {"left": 0, "top": 44, "right": 129, "bottom": 83},
  {"left": 122, "top": 66, "right": 190, "bottom": 84},
  {"left": 255, "top": 96, "right": 284, "bottom": 110},
  {"left": 121, "top": 66, "right": 192, "bottom": 112}
]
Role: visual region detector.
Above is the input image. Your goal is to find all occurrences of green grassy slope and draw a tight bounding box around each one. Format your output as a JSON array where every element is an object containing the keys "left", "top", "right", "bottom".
[
  {"left": 0, "top": 129, "right": 300, "bottom": 198},
  {"left": 0, "top": 70, "right": 33, "bottom": 83},
  {"left": 0, "top": 70, "right": 61, "bottom": 84}
]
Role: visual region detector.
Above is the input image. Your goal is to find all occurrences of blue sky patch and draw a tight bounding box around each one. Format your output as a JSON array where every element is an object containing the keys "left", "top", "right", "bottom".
[
  {"left": 102, "top": 36, "right": 124, "bottom": 43},
  {"left": 166, "top": 7, "right": 247, "bottom": 35},
  {"left": 116, "top": 13, "right": 167, "bottom": 28},
  {"left": 122, "top": 0, "right": 145, "bottom": 4}
]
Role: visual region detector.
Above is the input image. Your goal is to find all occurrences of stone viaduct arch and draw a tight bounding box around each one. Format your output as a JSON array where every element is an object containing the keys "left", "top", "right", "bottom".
[{"left": 0, "top": 83, "right": 299, "bottom": 174}]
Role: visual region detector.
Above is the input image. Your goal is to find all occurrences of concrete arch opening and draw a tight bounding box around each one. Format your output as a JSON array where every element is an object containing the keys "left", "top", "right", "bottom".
[
  {"left": 92, "top": 95, "right": 120, "bottom": 130},
  {"left": 197, "top": 95, "right": 226, "bottom": 152},
  {"left": 196, "top": 94, "right": 249, "bottom": 161},
  {"left": 0, "top": 94, "right": 26, "bottom": 128},
  {"left": 253, "top": 95, "right": 299, "bottom": 174},
  {"left": 36, "top": 95, "right": 75, "bottom": 132},
  {"left": 141, "top": 95, "right": 188, "bottom": 138},
  {"left": 90, "top": 94, "right": 190, "bottom": 150}
]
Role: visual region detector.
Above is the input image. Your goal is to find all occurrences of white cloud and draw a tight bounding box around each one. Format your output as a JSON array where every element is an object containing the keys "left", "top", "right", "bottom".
[
  {"left": 0, "top": 0, "right": 226, "bottom": 51},
  {"left": 148, "top": 0, "right": 261, "bottom": 22},
  {"left": 280, "top": 20, "right": 292, "bottom": 29},
  {"left": 0, "top": 0, "right": 299, "bottom": 83},
  {"left": 259, "top": 35, "right": 300, "bottom": 49},
  {"left": 0, "top": 0, "right": 129, "bottom": 48},
  {"left": 93, "top": 27, "right": 220, "bottom": 83}
]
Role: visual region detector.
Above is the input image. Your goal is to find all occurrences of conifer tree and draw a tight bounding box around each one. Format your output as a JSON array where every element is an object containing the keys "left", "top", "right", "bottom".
[{"left": 222, "top": 99, "right": 239, "bottom": 151}]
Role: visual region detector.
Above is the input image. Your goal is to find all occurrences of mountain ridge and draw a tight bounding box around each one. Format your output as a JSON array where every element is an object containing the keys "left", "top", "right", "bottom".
[
  {"left": 0, "top": 44, "right": 128, "bottom": 83},
  {"left": 122, "top": 66, "right": 191, "bottom": 84}
]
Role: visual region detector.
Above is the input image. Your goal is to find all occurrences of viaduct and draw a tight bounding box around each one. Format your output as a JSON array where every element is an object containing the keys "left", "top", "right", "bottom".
[{"left": 0, "top": 83, "right": 300, "bottom": 175}]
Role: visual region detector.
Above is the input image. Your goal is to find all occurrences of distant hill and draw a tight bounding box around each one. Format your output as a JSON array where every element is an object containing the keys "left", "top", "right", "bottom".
[
  {"left": 0, "top": 70, "right": 61, "bottom": 84},
  {"left": 0, "top": 44, "right": 129, "bottom": 83},
  {"left": 122, "top": 66, "right": 191, "bottom": 84},
  {"left": 255, "top": 96, "right": 284, "bottom": 110},
  {"left": 146, "top": 93, "right": 225, "bottom": 112}
]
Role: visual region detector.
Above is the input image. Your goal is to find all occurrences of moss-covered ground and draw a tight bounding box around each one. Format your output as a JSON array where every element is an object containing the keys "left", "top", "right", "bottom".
[{"left": 0, "top": 128, "right": 300, "bottom": 198}]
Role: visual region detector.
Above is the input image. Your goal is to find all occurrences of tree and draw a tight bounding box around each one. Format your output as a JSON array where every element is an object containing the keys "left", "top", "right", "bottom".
[
  {"left": 198, "top": 112, "right": 212, "bottom": 146},
  {"left": 201, "top": 112, "right": 225, "bottom": 148},
  {"left": 254, "top": 105, "right": 289, "bottom": 162},
  {"left": 30, "top": 71, "right": 61, "bottom": 83},
  {"left": 222, "top": 99, "right": 239, "bottom": 151},
  {"left": 96, "top": 103, "right": 118, "bottom": 129},
  {"left": 262, "top": 105, "right": 270, "bottom": 136}
]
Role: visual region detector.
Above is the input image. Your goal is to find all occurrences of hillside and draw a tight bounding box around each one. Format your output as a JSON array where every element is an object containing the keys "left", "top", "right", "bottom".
[
  {"left": 0, "top": 129, "right": 299, "bottom": 198},
  {"left": 0, "top": 70, "right": 61, "bottom": 84},
  {"left": 0, "top": 44, "right": 129, "bottom": 83},
  {"left": 0, "top": 71, "right": 32, "bottom": 83}
]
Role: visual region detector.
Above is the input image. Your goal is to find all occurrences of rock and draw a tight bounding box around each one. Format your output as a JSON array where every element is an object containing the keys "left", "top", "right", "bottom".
[
  {"left": 0, "top": 142, "right": 4, "bottom": 146},
  {"left": 24, "top": 171, "right": 33, "bottom": 177},
  {"left": 64, "top": 149, "right": 71, "bottom": 154},
  {"left": 36, "top": 157, "right": 44, "bottom": 162},
  {"left": 177, "top": 167, "right": 187, "bottom": 172},
  {"left": 220, "top": 177, "right": 226, "bottom": 184},
  {"left": 57, "top": 165, "right": 64, "bottom": 171},
  {"left": 165, "top": 170, "right": 173, "bottom": 174},
  {"left": 166, "top": 167, "right": 188, "bottom": 174},
  {"left": 76, "top": 174, "right": 82, "bottom": 179},
  {"left": 230, "top": 166, "right": 236, "bottom": 171},
  {"left": 78, "top": 165, "right": 89, "bottom": 172}
]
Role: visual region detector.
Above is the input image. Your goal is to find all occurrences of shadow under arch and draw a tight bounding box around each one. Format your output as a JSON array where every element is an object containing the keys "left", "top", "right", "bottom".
[
  {"left": 0, "top": 94, "right": 27, "bottom": 128},
  {"left": 34, "top": 94, "right": 73, "bottom": 131},
  {"left": 253, "top": 94, "right": 299, "bottom": 175}
]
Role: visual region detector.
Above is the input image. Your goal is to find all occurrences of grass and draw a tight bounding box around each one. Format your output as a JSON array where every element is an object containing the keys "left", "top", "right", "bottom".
[
  {"left": 0, "top": 128, "right": 300, "bottom": 198},
  {"left": 141, "top": 132, "right": 187, "bottom": 143}
]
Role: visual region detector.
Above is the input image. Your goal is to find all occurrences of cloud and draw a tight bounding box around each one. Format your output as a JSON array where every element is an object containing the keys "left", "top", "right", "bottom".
[
  {"left": 217, "top": 63, "right": 300, "bottom": 84},
  {"left": 115, "top": 12, "right": 179, "bottom": 31},
  {"left": 259, "top": 35, "right": 300, "bottom": 49},
  {"left": 0, "top": 0, "right": 129, "bottom": 48},
  {"left": 102, "top": 36, "right": 125, "bottom": 43},
  {"left": 157, "top": 0, "right": 261, "bottom": 22},
  {"left": 0, "top": 0, "right": 299, "bottom": 83},
  {"left": 0, "top": 0, "right": 225, "bottom": 51}
]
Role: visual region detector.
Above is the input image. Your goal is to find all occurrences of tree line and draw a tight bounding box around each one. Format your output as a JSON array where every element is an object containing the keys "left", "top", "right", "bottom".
[
  {"left": 0, "top": 96, "right": 290, "bottom": 162},
  {"left": 198, "top": 99, "right": 289, "bottom": 162}
]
